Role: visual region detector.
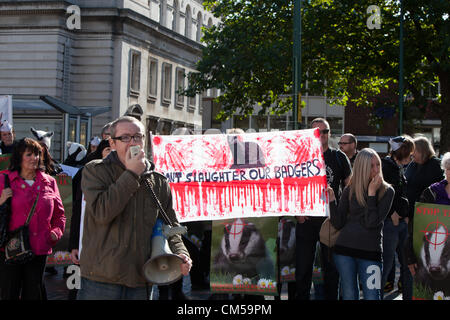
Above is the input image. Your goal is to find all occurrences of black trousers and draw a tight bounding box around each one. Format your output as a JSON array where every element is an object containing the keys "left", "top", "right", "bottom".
[
  {"left": 294, "top": 218, "right": 340, "bottom": 300},
  {"left": 0, "top": 252, "right": 48, "bottom": 300}
]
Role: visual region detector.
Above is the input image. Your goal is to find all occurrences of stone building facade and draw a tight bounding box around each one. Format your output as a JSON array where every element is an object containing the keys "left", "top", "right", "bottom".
[{"left": 0, "top": 0, "right": 218, "bottom": 158}]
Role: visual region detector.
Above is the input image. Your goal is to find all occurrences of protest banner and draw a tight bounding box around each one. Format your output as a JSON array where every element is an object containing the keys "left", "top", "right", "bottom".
[
  {"left": 46, "top": 175, "right": 73, "bottom": 266},
  {"left": 412, "top": 202, "right": 450, "bottom": 300},
  {"left": 0, "top": 95, "right": 13, "bottom": 125},
  {"left": 152, "top": 129, "right": 328, "bottom": 222},
  {"left": 210, "top": 217, "right": 278, "bottom": 296}
]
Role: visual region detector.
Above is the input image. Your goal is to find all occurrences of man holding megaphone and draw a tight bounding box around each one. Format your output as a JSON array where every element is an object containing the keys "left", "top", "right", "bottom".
[{"left": 78, "top": 116, "right": 191, "bottom": 300}]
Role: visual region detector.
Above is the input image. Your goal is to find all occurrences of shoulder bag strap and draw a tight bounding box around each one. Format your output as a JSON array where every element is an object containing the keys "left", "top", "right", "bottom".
[
  {"left": 24, "top": 193, "right": 40, "bottom": 226},
  {"left": 143, "top": 177, "right": 173, "bottom": 227}
]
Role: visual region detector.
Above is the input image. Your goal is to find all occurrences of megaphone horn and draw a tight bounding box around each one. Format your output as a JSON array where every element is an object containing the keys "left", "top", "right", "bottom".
[{"left": 143, "top": 219, "right": 185, "bottom": 285}]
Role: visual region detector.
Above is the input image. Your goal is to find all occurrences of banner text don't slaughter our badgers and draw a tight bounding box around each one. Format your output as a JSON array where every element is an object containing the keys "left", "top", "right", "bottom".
[{"left": 152, "top": 129, "right": 329, "bottom": 222}]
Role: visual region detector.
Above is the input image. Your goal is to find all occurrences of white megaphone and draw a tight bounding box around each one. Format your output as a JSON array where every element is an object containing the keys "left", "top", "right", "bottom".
[{"left": 143, "top": 219, "right": 186, "bottom": 285}]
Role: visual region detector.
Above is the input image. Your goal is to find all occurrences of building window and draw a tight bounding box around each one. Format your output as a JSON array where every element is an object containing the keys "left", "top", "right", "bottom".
[
  {"left": 188, "top": 94, "right": 196, "bottom": 112},
  {"left": 185, "top": 5, "right": 192, "bottom": 39},
  {"left": 172, "top": 0, "right": 179, "bottom": 32},
  {"left": 129, "top": 50, "right": 141, "bottom": 95},
  {"left": 175, "top": 68, "right": 185, "bottom": 108},
  {"left": 232, "top": 115, "right": 250, "bottom": 131},
  {"left": 198, "top": 93, "right": 203, "bottom": 115},
  {"left": 161, "top": 63, "right": 172, "bottom": 105},
  {"left": 326, "top": 117, "right": 344, "bottom": 136},
  {"left": 160, "top": 0, "right": 167, "bottom": 27},
  {"left": 196, "top": 12, "right": 203, "bottom": 42},
  {"left": 251, "top": 115, "right": 268, "bottom": 132},
  {"left": 156, "top": 118, "right": 173, "bottom": 135},
  {"left": 148, "top": 58, "right": 158, "bottom": 100}
]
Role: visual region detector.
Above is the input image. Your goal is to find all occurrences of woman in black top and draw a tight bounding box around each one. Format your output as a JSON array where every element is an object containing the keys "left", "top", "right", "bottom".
[
  {"left": 380, "top": 136, "right": 414, "bottom": 300},
  {"left": 331, "top": 148, "right": 394, "bottom": 300},
  {"left": 404, "top": 137, "right": 444, "bottom": 275},
  {"left": 405, "top": 137, "right": 444, "bottom": 220}
]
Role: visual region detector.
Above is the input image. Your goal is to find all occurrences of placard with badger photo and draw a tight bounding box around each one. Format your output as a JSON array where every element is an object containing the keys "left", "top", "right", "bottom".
[
  {"left": 210, "top": 217, "right": 278, "bottom": 296},
  {"left": 412, "top": 202, "right": 450, "bottom": 300}
]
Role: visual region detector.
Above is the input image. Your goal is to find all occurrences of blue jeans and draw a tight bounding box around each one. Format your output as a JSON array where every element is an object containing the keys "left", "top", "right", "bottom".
[
  {"left": 381, "top": 219, "right": 413, "bottom": 299},
  {"left": 77, "top": 277, "right": 149, "bottom": 300},
  {"left": 333, "top": 254, "right": 382, "bottom": 300}
]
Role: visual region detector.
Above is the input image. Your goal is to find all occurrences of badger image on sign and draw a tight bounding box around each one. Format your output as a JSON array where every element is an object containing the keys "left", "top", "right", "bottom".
[
  {"left": 415, "top": 225, "right": 450, "bottom": 297},
  {"left": 210, "top": 217, "right": 278, "bottom": 295},
  {"left": 413, "top": 203, "right": 450, "bottom": 300},
  {"left": 278, "top": 217, "right": 296, "bottom": 282}
]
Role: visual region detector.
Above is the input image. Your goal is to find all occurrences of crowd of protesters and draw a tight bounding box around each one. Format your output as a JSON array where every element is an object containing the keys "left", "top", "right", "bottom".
[{"left": 0, "top": 114, "right": 448, "bottom": 301}]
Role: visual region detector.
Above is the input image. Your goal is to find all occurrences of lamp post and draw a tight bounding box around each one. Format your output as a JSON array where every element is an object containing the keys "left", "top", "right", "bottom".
[
  {"left": 398, "top": 0, "right": 404, "bottom": 135},
  {"left": 293, "top": 0, "right": 302, "bottom": 130}
]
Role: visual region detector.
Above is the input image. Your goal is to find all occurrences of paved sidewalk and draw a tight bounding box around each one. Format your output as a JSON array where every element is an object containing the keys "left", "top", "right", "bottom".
[{"left": 44, "top": 266, "right": 402, "bottom": 300}]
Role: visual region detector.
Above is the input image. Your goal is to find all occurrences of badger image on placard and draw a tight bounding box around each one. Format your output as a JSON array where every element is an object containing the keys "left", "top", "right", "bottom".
[
  {"left": 415, "top": 225, "right": 450, "bottom": 297},
  {"left": 210, "top": 217, "right": 278, "bottom": 296},
  {"left": 413, "top": 203, "right": 450, "bottom": 300}
]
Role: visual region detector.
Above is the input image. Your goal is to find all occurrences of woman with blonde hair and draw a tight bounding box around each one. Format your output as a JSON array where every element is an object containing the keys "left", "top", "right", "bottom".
[{"left": 330, "top": 148, "right": 394, "bottom": 300}]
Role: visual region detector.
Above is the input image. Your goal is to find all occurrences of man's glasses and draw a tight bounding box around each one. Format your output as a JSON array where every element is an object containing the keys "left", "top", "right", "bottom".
[
  {"left": 320, "top": 129, "right": 330, "bottom": 135},
  {"left": 111, "top": 134, "right": 144, "bottom": 143},
  {"left": 338, "top": 141, "right": 353, "bottom": 145}
]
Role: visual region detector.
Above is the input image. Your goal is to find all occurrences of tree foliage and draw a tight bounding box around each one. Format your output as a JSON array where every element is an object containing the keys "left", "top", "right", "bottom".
[{"left": 185, "top": 0, "right": 450, "bottom": 149}]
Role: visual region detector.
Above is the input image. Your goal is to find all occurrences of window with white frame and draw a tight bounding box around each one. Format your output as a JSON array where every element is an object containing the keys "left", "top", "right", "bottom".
[
  {"left": 160, "top": 0, "right": 167, "bottom": 27},
  {"left": 186, "top": 72, "right": 196, "bottom": 110},
  {"left": 185, "top": 5, "right": 192, "bottom": 39},
  {"left": 161, "top": 63, "right": 172, "bottom": 104},
  {"left": 148, "top": 58, "right": 158, "bottom": 99},
  {"left": 188, "top": 94, "right": 196, "bottom": 110},
  {"left": 129, "top": 50, "right": 141, "bottom": 95},
  {"left": 175, "top": 67, "right": 185, "bottom": 108},
  {"left": 198, "top": 93, "right": 203, "bottom": 114},
  {"left": 196, "top": 11, "right": 203, "bottom": 42},
  {"left": 172, "top": 0, "right": 180, "bottom": 32}
]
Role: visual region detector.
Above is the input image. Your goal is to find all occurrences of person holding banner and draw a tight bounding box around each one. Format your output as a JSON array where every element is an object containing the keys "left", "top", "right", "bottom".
[
  {"left": 0, "top": 138, "right": 65, "bottom": 300},
  {"left": 78, "top": 116, "right": 191, "bottom": 300},
  {"left": 407, "top": 152, "right": 450, "bottom": 276},
  {"left": 331, "top": 148, "right": 394, "bottom": 300},
  {"left": 295, "top": 118, "right": 352, "bottom": 300}
]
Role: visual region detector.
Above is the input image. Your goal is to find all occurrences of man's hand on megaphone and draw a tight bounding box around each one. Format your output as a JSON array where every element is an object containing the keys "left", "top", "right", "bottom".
[
  {"left": 179, "top": 253, "right": 192, "bottom": 276},
  {"left": 125, "top": 146, "right": 146, "bottom": 176}
]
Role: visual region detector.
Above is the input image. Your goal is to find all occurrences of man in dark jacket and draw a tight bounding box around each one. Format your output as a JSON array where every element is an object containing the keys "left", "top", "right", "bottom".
[
  {"left": 295, "top": 118, "right": 352, "bottom": 300},
  {"left": 78, "top": 116, "right": 191, "bottom": 300}
]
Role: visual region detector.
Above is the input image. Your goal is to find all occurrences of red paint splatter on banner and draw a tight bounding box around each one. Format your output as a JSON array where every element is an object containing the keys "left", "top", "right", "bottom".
[
  {"left": 153, "top": 136, "right": 162, "bottom": 145},
  {"left": 313, "top": 128, "right": 321, "bottom": 138},
  {"left": 153, "top": 130, "right": 327, "bottom": 221},
  {"left": 170, "top": 175, "right": 327, "bottom": 221}
]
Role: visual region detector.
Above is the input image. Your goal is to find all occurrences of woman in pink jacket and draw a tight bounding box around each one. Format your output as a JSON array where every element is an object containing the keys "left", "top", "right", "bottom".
[{"left": 0, "top": 138, "right": 65, "bottom": 300}]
